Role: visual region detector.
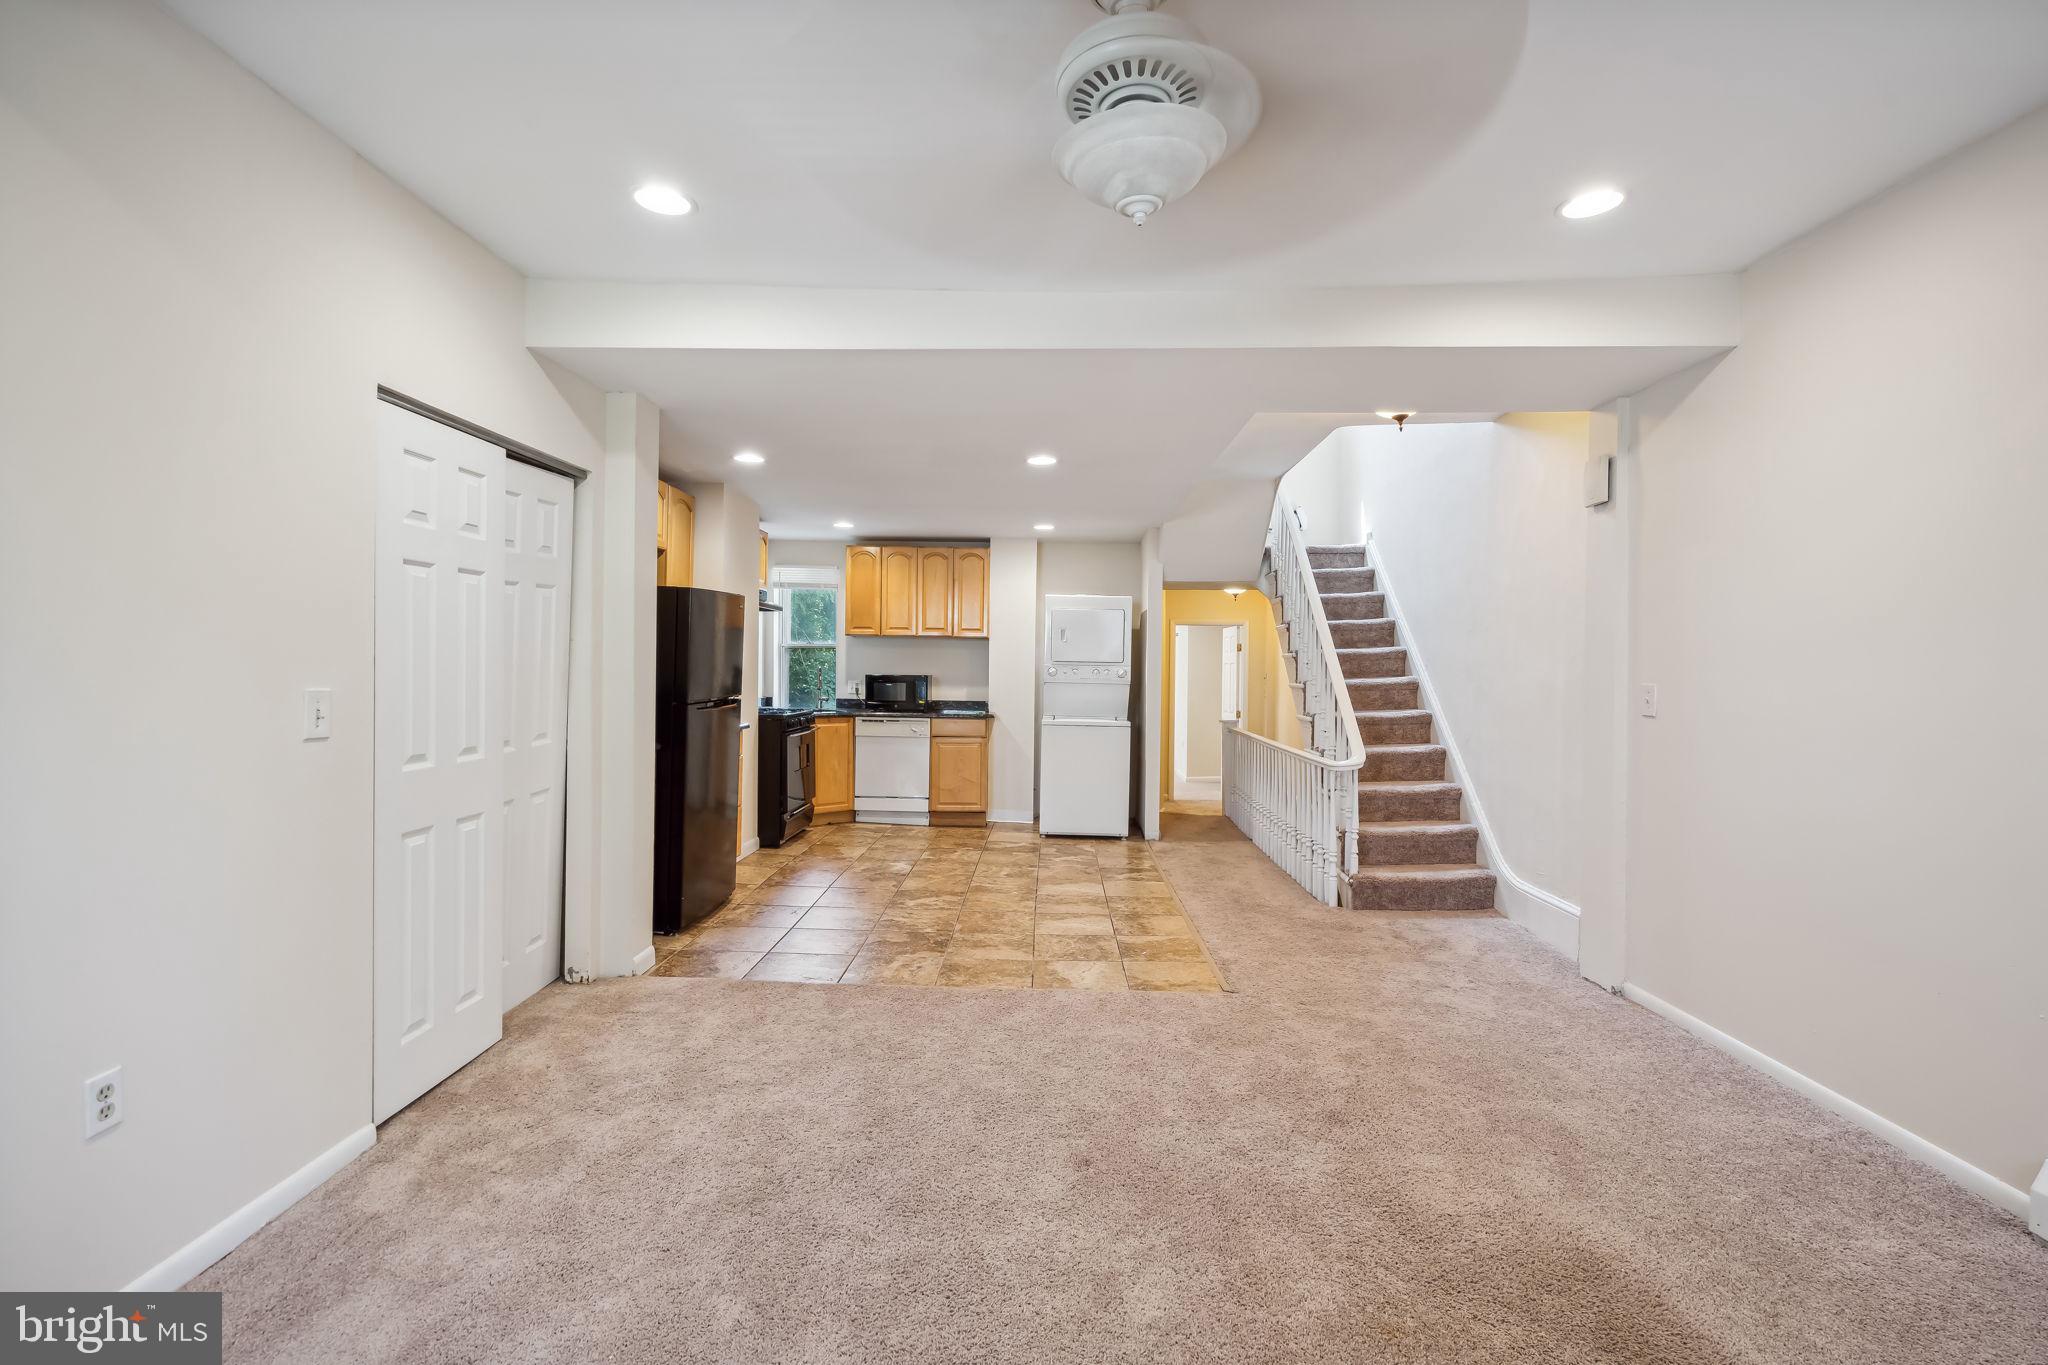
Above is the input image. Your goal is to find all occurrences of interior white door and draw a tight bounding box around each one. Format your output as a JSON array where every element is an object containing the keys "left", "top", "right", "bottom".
[
  {"left": 500, "top": 458, "right": 575, "bottom": 1010},
  {"left": 374, "top": 404, "right": 507, "bottom": 1123},
  {"left": 1220, "top": 625, "right": 1244, "bottom": 723}
]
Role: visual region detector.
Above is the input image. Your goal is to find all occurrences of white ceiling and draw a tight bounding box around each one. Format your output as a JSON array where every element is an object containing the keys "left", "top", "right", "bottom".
[
  {"left": 540, "top": 345, "right": 1722, "bottom": 541},
  {"left": 168, "top": 0, "right": 2048, "bottom": 291}
]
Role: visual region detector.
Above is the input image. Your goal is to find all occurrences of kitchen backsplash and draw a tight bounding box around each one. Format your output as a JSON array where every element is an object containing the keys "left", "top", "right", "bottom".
[{"left": 843, "top": 635, "right": 989, "bottom": 701}]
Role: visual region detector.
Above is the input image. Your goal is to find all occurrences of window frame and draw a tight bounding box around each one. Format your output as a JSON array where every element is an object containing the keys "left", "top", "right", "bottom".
[{"left": 764, "top": 564, "right": 845, "bottom": 709}]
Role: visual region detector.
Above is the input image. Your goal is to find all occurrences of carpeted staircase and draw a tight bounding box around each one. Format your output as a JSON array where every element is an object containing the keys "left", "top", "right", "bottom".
[{"left": 1307, "top": 546, "right": 1497, "bottom": 912}]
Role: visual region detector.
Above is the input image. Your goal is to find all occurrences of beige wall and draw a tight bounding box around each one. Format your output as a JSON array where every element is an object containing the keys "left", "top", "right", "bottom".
[
  {"left": 0, "top": 0, "right": 620, "bottom": 1289},
  {"left": 1623, "top": 103, "right": 2048, "bottom": 1200}
]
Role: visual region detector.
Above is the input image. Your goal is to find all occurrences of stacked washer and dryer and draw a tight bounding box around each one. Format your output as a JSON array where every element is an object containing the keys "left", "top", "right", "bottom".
[{"left": 1038, "top": 594, "right": 1134, "bottom": 838}]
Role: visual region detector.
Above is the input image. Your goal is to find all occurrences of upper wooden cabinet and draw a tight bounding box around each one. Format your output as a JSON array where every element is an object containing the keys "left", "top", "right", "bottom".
[
  {"left": 656, "top": 481, "right": 694, "bottom": 588},
  {"left": 916, "top": 547, "right": 954, "bottom": 635},
  {"left": 878, "top": 546, "right": 919, "bottom": 636},
  {"left": 845, "top": 546, "right": 882, "bottom": 634},
  {"left": 951, "top": 546, "right": 990, "bottom": 638},
  {"left": 846, "top": 543, "right": 992, "bottom": 639}
]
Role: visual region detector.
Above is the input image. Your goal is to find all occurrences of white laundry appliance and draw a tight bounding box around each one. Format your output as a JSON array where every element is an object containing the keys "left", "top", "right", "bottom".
[{"left": 1039, "top": 594, "right": 1134, "bottom": 837}]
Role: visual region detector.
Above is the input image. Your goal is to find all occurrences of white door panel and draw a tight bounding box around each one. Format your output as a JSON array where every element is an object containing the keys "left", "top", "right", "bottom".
[
  {"left": 500, "top": 458, "right": 575, "bottom": 1010},
  {"left": 375, "top": 404, "right": 506, "bottom": 1123}
]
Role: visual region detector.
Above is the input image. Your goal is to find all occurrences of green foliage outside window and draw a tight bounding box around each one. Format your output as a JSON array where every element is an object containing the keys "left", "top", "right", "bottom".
[
  {"left": 784, "top": 586, "right": 838, "bottom": 708},
  {"left": 788, "top": 588, "right": 835, "bottom": 644},
  {"left": 787, "top": 647, "right": 836, "bottom": 708}
]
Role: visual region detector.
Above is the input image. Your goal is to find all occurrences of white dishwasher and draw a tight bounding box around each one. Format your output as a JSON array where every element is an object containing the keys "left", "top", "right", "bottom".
[{"left": 854, "top": 716, "right": 930, "bottom": 821}]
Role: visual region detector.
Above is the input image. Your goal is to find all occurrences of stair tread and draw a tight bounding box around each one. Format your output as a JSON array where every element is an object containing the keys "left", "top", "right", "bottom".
[
  {"left": 1337, "top": 646, "right": 1404, "bottom": 655},
  {"left": 1349, "top": 676, "right": 1419, "bottom": 685},
  {"left": 1353, "top": 863, "right": 1495, "bottom": 877},
  {"left": 1360, "top": 820, "right": 1477, "bottom": 832},
  {"left": 1365, "top": 742, "right": 1442, "bottom": 753},
  {"left": 1355, "top": 708, "right": 1431, "bottom": 718},
  {"left": 1358, "top": 780, "right": 1461, "bottom": 791}
]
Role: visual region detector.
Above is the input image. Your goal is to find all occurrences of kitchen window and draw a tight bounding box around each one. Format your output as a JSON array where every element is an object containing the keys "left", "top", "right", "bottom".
[{"left": 765, "top": 565, "right": 841, "bottom": 710}]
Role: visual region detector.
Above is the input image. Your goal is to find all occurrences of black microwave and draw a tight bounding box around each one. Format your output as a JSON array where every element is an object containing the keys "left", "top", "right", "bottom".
[{"left": 864, "top": 674, "right": 930, "bottom": 712}]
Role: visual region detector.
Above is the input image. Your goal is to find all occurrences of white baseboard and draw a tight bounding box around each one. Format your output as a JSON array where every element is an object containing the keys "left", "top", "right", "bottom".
[
  {"left": 630, "top": 944, "right": 657, "bottom": 976},
  {"left": 1496, "top": 879, "right": 1579, "bottom": 957},
  {"left": 125, "top": 1124, "right": 375, "bottom": 1291},
  {"left": 2030, "top": 1159, "right": 2048, "bottom": 1243},
  {"left": 988, "top": 808, "right": 1036, "bottom": 826},
  {"left": 1172, "top": 776, "right": 1221, "bottom": 800},
  {"left": 1621, "top": 984, "right": 2028, "bottom": 1218},
  {"left": 738, "top": 838, "right": 760, "bottom": 858}
]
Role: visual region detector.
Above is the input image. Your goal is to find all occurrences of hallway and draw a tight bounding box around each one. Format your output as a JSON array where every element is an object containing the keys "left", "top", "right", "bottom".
[{"left": 194, "top": 816, "right": 2047, "bottom": 1364}]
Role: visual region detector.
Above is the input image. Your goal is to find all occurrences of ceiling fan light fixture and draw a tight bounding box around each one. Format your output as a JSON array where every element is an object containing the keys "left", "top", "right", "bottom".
[{"left": 1052, "top": 3, "right": 1261, "bottom": 228}]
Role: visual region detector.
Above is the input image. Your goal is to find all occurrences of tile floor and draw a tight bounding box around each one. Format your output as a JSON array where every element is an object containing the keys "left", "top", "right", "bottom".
[{"left": 651, "top": 823, "right": 1224, "bottom": 992}]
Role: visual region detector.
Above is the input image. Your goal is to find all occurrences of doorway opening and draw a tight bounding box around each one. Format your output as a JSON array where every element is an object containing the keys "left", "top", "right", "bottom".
[
  {"left": 1171, "top": 622, "right": 1244, "bottom": 809},
  {"left": 371, "top": 398, "right": 581, "bottom": 1123}
]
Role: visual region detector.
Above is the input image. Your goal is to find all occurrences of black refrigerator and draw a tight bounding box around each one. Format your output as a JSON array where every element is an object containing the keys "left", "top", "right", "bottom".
[{"left": 654, "top": 586, "right": 745, "bottom": 933}]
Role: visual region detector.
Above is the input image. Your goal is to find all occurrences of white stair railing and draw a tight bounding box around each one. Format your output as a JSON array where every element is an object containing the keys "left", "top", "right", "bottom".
[{"left": 1220, "top": 498, "right": 1362, "bottom": 905}]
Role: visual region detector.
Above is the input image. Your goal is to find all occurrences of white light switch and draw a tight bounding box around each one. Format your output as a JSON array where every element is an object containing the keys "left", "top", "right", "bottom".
[
  {"left": 303, "top": 688, "right": 333, "bottom": 740},
  {"left": 1637, "top": 684, "right": 1659, "bottom": 718}
]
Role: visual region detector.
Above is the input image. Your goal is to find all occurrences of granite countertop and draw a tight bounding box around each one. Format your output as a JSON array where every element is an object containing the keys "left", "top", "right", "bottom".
[{"left": 761, "top": 700, "right": 992, "bottom": 720}]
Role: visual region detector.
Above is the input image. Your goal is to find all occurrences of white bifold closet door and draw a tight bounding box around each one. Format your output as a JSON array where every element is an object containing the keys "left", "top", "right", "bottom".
[{"left": 498, "top": 457, "right": 575, "bottom": 1011}]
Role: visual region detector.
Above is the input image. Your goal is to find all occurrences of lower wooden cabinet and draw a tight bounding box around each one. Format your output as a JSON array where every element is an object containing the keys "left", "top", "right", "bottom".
[
  {"left": 814, "top": 717, "right": 854, "bottom": 817},
  {"left": 929, "top": 718, "right": 990, "bottom": 818}
]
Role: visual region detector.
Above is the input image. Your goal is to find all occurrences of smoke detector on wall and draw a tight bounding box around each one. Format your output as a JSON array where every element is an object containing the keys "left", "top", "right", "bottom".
[{"left": 1054, "top": 0, "right": 1262, "bottom": 227}]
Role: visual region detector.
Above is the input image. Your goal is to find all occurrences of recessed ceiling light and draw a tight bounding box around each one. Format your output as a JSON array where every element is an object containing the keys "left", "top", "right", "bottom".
[
  {"left": 1033, "top": 523, "right": 1055, "bottom": 532},
  {"left": 633, "top": 183, "right": 695, "bottom": 216},
  {"left": 832, "top": 520, "right": 853, "bottom": 529},
  {"left": 1373, "top": 411, "right": 1403, "bottom": 420},
  {"left": 1026, "top": 454, "right": 1058, "bottom": 467},
  {"left": 1224, "top": 587, "right": 1247, "bottom": 597},
  {"left": 732, "top": 451, "right": 765, "bottom": 465},
  {"left": 1558, "top": 186, "right": 1625, "bottom": 219}
]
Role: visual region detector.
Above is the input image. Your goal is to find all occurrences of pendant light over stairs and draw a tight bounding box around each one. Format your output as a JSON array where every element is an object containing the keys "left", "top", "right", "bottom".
[{"left": 1053, "top": 0, "right": 1262, "bottom": 226}]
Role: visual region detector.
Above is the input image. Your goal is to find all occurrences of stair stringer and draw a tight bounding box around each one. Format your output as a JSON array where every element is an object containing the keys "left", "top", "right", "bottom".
[{"left": 1361, "top": 532, "right": 1580, "bottom": 957}]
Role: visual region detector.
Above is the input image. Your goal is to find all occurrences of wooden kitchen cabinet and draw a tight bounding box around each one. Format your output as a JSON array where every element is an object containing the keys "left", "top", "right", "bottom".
[
  {"left": 916, "top": 547, "right": 955, "bottom": 635},
  {"left": 845, "top": 543, "right": 990, "bottom": 639},
  {"left": 950, "top": 546, "right": 989, "bottom": 638},
  {"left": 844, "top": 546, "right": 882, "bottom": 635},
  {"left": 657, "top": 481, "right": 694, "bottom": 588},
  {"left": 814, "top": 717, "right": 854, "bottom": 818},
  {"left": 879, "top": 545, "right": 919, "bottom": 636},
  {"left": 929, "top": 717, "right": 990, "bottom": 821}
]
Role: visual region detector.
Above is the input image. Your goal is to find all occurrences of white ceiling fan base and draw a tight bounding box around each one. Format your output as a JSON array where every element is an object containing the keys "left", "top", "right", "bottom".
[{"left": 1055, "top": 104, "right": 1228, "bottom": 225}]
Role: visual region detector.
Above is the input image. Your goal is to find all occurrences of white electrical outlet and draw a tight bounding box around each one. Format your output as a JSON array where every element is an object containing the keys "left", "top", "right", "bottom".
[
  {"left": 1637, "top": 683, "right": 1659, "bottom": 718},
  {"left": 83, "top": 1066, "right": 123, "bottom": 1140},
  {"left": 303, "top": 687, "right": 332, "bottom": 740}
]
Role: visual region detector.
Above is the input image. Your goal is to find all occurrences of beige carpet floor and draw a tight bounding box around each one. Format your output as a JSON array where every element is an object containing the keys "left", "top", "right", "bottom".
[{"left": 196, "top": 814, "right": 2048, "bottom": 1363}]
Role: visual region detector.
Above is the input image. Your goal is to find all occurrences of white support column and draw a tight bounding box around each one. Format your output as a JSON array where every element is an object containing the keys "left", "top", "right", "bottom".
[
  {"left": 589, "top": 392, "right": 659, "bottom": 978},
  {"left": 1139, "top": 529, "right": 1165, "bottom": 840},
  {"left": 1577, "top": 397, "right": 1634, "bottom": 990},
  {"left": 987, "top": 538, "right": 1040, "bottom": 824}
]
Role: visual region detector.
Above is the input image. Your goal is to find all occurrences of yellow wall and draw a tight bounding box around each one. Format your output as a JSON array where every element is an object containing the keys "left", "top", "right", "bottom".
[{"left": 1158, "top": 588, "right": 1295, "bottom": 801}]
